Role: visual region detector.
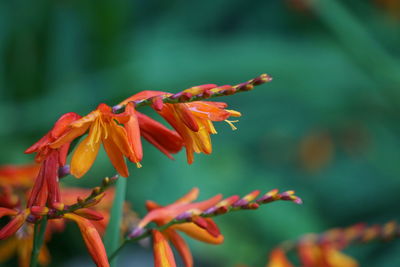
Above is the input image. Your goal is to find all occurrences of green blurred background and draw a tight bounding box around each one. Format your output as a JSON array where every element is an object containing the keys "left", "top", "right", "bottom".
[{"left": 1, "top": 0, "right": 400, "bottom": 266}]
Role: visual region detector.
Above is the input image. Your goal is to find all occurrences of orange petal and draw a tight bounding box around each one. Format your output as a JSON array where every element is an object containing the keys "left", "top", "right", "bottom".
[
  {"left": 152, "top": 230, "right": 176, "bottom": 267},
  {"left": 137, "top": 112, "right": 183, "bottom": 159},
  {"left": 70, "top": 134, "right": 101, "bottom": 178},
  {"left": 103, "top": 134, "right": 129, "bottom": 177},
  {"left": 267, "top": 248, "right": 294, "bottom": 267},
  {"left": 146, "top": 200, "right": 163, "bottom": 211},
  {"left": 166, "top": 229, "right": 193, "bottom": 267},
  {"left": 174, "top": 188, "right": 199, "bottom": 204},
  {"left": 50, "top": 122, "right": 91, "bottom": 149},
  {"left": 51, "top": 112, "right": 82, "bottom": 139},
  {"left": 174, "top": 104, "right": 199, "bottom": 132},
  {"left": 64, "top": 213, "right": 109, "bottom": 267},
  {"left": 187, "top": 102, "right": 231, "bottom": 121},
  {"left": 173, "top": 222, "right": 224, "bottom": 245},
  {"left": 124, "top": 103, "right": 143, "bottom": 162}
]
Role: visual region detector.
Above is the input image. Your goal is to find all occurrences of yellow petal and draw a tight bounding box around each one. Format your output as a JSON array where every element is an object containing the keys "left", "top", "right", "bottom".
[
  {"left": 174, "top": 223, "right": 224, "bottom": 244},
  {"left": 70, "top": 134, "right": 101, "bottom": 178},
  {"left": 152, "top": 230, "right": 176, "bottom": 267},
  {"left": 103, "top": 135, "right": 129, "bottom": 177}
]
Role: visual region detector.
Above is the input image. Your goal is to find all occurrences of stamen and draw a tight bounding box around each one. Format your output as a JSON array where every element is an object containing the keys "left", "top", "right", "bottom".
[{"left": 225, "top": 120, "right": 239, "bottom": 130}]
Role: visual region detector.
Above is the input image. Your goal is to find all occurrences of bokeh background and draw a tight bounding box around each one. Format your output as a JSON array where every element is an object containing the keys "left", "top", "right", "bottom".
[{"left": 1, "top": 0, "right": 400, "bottom": 266}]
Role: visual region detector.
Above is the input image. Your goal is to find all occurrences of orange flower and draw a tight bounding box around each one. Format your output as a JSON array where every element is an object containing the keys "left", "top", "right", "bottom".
[
  {"left": 120, "top": 90, "right": 241, "bottom": 164},
  {"left": 25, "top": 112, "right": 82, "bottom": 166},
  {"left": 131, "top": 188, "right": 223, "bottom": 267},
  {"left": 50, "top": 103, "right": 141, "bottom": 178}
]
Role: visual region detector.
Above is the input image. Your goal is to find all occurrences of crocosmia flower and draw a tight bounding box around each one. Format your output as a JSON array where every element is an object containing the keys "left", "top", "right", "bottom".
[
  {"left": 120, "top": 89, "right": 241, "bottom": 164},
  {"left": 50, "top": 103, "right": 141, "bottom": 178},
  {"left": 130, "top": 188, "right": 224, "bottom": 267}
]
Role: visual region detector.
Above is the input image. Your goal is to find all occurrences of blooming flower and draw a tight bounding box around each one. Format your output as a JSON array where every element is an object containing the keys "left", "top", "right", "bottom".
[
  {"left": 50, "top": 103, "right": 141, "bottom": 178},
  {"left": 130, "top": 188, "right": 223, "bottom": 267},
  {"left": 120, "top": 89, "right": 241, "bottom": 164}
]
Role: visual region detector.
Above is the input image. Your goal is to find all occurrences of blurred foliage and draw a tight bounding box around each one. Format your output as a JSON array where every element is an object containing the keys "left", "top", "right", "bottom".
[{"left": 1, "top": 0, "right": 400, "bottom": 266}]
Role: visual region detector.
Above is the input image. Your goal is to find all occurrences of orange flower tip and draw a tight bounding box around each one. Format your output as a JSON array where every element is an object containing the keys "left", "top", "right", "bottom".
[
  {"left": 30, "top": 206, "right": 49, "bottom": 216},
  {"left": 136, "top": 162, "right": 142, "bottom": 168},
  {"left": 129, "top": 227, "right": 145, "bottom": 239},
  {"left": 58, "top": 165, "right": 70, "bottom": 178}
]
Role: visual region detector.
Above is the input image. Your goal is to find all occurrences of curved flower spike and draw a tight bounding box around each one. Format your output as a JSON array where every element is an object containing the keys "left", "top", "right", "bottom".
[
  {"left": 51, "top": 103, "right": 141, "bottom": 178},
  {"left": 132, "top": 188, "right": 223, "bottom": 267}
]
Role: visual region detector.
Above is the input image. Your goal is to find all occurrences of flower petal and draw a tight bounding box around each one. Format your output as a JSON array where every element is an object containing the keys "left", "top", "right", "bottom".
[
  {"left": 137, "top": 112, "right": 183, "bottom": 159},
  {"left": 152, "top": 230, "right": 176, "bottom": 267},
  {"left": 173, "top": 222, "right": 224, "bottom": 245},
  {"left": 64, "top": 213, "right": 109, "bottom": 267},
  {"left": 103, "top": 132, "right": 129, "bottom": 177},
  {"left": 70, "top": 134, "right": 101, "bottom": 178},
  {"left": 124, "top": 103, "right": 143, "bottom": 162},
  {"left": 166, "top": 229, "right": 193, "bottom": 267}
]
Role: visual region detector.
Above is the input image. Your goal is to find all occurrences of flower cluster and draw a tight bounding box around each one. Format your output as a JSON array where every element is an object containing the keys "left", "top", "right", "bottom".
[
  {"left": 1, "top": 74, "right": 285, "bottom": 267},
  {"left": 125, "top": 188, "right": 302, "bottom": 267},
  {"left": 0, "top": 164, "right": 136, "bottom": 267},
  {"left": 266, "top": 221, "right": 400, "bottom": 267}
]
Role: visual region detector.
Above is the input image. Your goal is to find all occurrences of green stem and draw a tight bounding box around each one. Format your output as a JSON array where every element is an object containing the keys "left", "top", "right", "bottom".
[
  {"left": 104, "top": 177, "right": 127, "bottom": 267},
  {"left": 30, "top": 217, "right": 48, "bottom": 267}
]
